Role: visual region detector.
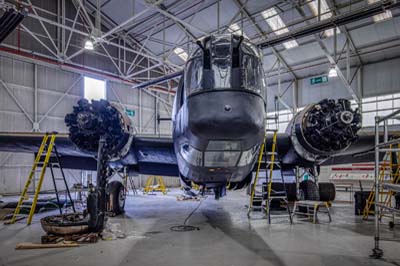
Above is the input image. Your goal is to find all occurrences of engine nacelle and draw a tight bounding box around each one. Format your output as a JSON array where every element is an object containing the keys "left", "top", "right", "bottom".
[
  {"left": 287, "top": 98, "right": 361, "bottom": 163},
  {"left": 65, "top": 99, "right": 135, "bottom": 160}
]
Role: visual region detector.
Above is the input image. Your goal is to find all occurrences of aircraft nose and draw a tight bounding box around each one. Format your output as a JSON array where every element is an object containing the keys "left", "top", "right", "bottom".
[{"left": 187, "top": 90, "right": 265, "bottom": 139}]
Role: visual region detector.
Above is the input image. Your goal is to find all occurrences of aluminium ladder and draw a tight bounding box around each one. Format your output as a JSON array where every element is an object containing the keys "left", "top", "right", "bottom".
[
  {"left": 5, "top": 132, "right": 75, "bottom": 225},
  {"left": 370, "top": 111, "right": 400, "bottom": 258},
  {"left": 363, "top": 143, "right": 400, "bottom": 220}
]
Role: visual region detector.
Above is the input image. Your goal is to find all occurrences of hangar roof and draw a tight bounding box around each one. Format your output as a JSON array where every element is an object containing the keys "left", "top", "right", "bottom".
[{"left": 0, "top": 0, "right": 399, "bottom": 96}]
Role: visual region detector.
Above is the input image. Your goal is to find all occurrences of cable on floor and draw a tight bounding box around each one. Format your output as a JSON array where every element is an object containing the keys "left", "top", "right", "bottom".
[{"left": 170, "top": 197, "right": 205, "bottom": 232}]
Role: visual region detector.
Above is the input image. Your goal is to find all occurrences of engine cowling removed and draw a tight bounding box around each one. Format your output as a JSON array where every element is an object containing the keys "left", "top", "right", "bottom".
[
  {"left": 65, "top": 99, "right": 134, "bottom": 159},
  {"left": 288, "top": 98, "right": 361, "bottom": 163}
]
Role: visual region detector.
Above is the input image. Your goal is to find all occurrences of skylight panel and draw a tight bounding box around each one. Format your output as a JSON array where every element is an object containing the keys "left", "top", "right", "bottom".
[
  {"left": 283, "top": 40, "right": 298, "bottom": 50},
  {"left": 173, "top": 47, "right": 188, "bottom": 62},
  {"left": 228, "top": 23, "right": 248, "bottom": 38},
  {"left": 368, "top": 0, "right": 392, "bottom": 22},
  {"left": 308, "top": 0, "right": 341, "bottom": 37},
  {"left": 261, "top": 8, "right": 299, "bottom": 49},
  {"left": 324, "top": 28, "right": 341, "bottom": 37},
  {"left": 372, "top": 10, "right": 393, "bottom": 22},
  {"left": 261, "top": 8, "right": 288, "bottom": 35},
  {"left": 309, "top": 0, "right": 332, "bottom": 20}
]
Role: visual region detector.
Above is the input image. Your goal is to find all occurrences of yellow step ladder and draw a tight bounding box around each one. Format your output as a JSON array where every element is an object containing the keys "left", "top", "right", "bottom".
[
  {"left": 363, "top": 144, "right": 400, "bottom": 219},
  {"left": 5, "top": 133, "right": 57, "bottom": 225},
  {"left": 143, "top": 176, "right": 167, "bottom": 195},
  {"left": 248, "top": 134, "right": 267, "bottom": 216},
  {"left": 248, "top": 130, "right": 292, "bottom": 223}
]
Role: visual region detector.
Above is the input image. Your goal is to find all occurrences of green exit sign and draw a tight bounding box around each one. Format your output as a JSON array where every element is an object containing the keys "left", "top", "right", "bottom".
[
  {"left": 125, "top": 109, "right": 135, "bottom": 117},
  {"left": 310, "top": 75, "right": 328, "bottom": 85}
]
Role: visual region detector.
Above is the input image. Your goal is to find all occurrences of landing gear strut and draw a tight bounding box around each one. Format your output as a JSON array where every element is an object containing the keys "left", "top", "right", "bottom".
[
  {"left": 87, "top": 137, "right": 110, "bottom": 232},
  {"left": 213, "top": 185, "right": 226, "bottom": 200}
]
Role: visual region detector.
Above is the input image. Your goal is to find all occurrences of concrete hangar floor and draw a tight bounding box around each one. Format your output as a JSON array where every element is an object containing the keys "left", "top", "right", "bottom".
[{"left": 0, "top": 189, "right": 399, "bottom": 266}]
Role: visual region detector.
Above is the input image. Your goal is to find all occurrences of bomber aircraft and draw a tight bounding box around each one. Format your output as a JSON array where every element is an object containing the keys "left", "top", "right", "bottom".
[{"left": 0, "top": 34, "right": 376, "bottom": 231}]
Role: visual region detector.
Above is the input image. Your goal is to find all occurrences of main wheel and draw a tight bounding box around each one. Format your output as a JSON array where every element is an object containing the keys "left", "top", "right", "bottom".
[
  {"left": 318, "top": 182, "right": 336, "bottom": 202},
  {"left": 285, "top": 183, "right": 297, "bottom": 201},
  {"left": 298, "top": 180, "right": 319, "bottom": 213},
  {"left": 299, "top": 180, "right": 320, "bottom": 201},
  {"left": 108, "top": 181, "right": 126, "bottom": 216}
]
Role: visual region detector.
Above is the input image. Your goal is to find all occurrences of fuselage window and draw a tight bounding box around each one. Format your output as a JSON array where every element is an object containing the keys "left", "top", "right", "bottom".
[
  {"left": 204, "top": 151, "right": 240, "bottom": 167},
  {"left": 241, "top": 42, "right": 263, "bottom": 94},
  {"left": 211, "top": 37, "right": 232, "bottom": 89},
  {"left": 185, "top": 56, "right": 203, "bottom": 95},
  {"left": 184, "top": 34, "right": 266, "bottom": 98}
]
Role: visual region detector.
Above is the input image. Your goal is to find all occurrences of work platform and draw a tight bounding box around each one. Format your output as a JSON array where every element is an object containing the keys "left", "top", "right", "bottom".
[{"left": 291, "top": 200, "right": 332, "bottom": 224}]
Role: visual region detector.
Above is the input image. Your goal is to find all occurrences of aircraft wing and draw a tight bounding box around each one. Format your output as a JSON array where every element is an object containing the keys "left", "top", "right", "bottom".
[
  {"left": 274, "top": 129, "right": 395, "bottom": 167},
  {"left": 314, "top": 129, "right": 400, "bottom": 166},
  {"left": 130, "top": 136, "right": 179, "bottom": 177},
  {"left": 321, "top": 131, "right": 377, "bottom": 166},
  {"left": 0, "top": 132, "right": 88, "bottom": 156},
  {"left": 0, "top": 130, "right": 394, "bottom": 174},
  {"left": 0, "top": 132, "right": 179, "bottom": 175},
  {"left": 0, "top": 132, "right": 98, "bottom": 170}
]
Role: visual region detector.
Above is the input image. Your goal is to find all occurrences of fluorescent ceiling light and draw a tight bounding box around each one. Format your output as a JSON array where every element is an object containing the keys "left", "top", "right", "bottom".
[
  {"left": 308, "top": 0, "right": 341, "bottom": 37},
  {"left": 368, "top": 0, "right": 392, "bottom": 22},
  {"left": 174, "top": 47, "right": 188, "bottom": 62},
  {"left": 328, "top": 66, "right": 338, "bottom": 77},
  {"left": 261, "top": 8, "right": 298, "bottom": 50},
  {"left": 84, "top": 39, "right": 94, "bottom": 50},
  {"left": 228, "top": 23, "right": 248, "bottom": 38}
]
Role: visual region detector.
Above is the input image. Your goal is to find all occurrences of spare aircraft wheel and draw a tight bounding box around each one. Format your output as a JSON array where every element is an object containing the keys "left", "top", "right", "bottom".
[
  {"left": 318, "top": 182, "right": 336, "bottom": 202},
  {"left": 285, "top": 183, "right": 297, "bottom": 201},
  {"left": 299, "top": 180, "right": 320, "bottom": 201},
  {"left": 108, "top": 181, "right": 126, "bottom": 215}
]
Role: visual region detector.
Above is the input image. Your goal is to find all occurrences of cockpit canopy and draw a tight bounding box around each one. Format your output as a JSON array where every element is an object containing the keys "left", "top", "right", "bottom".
[{"left": 184, "top": 34, "right": 266, "bottom": 97}]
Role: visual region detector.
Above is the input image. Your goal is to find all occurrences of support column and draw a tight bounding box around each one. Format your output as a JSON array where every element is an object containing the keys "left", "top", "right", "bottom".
[
  {"left": 292, "top": 79, "right": 298, "bottom": 114},
  {"left": 61, "top": 0, "right": 66, "bottom": 56},
  {"left": 139, "top": 89, "right": 142, "bottom": 133},
  {"left": 154, "top": 92, "right": 159, "bottom": 135},
  {"left": 33, "top": 64, "right": 39, "bottom": 131},
  {"left": 358, "top": 66, "right": 363, "bottom": 105}
]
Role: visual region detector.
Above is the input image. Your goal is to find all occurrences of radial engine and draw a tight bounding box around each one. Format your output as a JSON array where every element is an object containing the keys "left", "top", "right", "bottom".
[
  {"left": 65, "top": 99, "right": 135, "bottom": 160},
  {"left": 287, "top": 98, "right": 362, "bottom": 163}
]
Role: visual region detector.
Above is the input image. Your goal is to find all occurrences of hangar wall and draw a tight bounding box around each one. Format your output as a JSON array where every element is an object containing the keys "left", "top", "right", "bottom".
[
  {"left": 266, "top": 56, "right": 400, "bottom": 112},
  {"left": 0, "top": 53, "right": 177, "bottom": 195}
]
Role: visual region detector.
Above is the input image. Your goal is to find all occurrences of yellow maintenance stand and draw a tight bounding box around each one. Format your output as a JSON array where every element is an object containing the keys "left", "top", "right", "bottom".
[{"left": 143, "top": 176, "right": 167, "bottom": 195}]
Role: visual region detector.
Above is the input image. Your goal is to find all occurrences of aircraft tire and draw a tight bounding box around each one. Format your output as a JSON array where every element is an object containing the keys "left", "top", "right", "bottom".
[
  {"left": 299, "top": 180, "right": 320, "bottom": 201},
  {"left": 285, "top": 183, "right": 297, "bottom": 201},
  {"left": 268, "top": 183, "right": 296, "bottom": 201},
  {"left": 108, "top": 181, "right": 125, "bottom": 215},
  {"left": 318, "top": 182, "right": 336, "bottom": 202}
]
